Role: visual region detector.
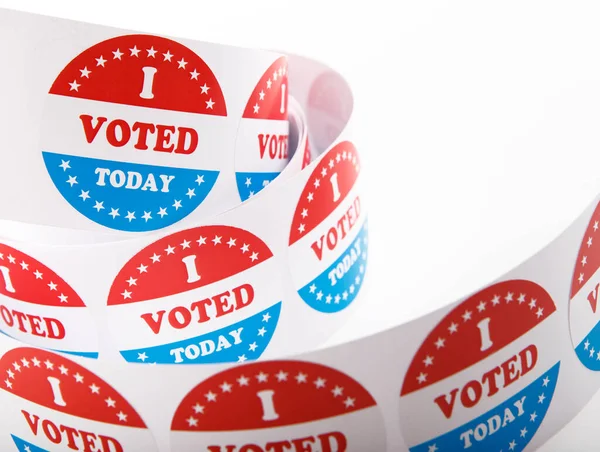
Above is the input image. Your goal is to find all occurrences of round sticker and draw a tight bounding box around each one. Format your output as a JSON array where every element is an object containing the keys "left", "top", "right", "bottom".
[
  {"left": 170, "top": 359, "right": 386, "bottom": 451},
  {"left": 41, "top": 34, "right": 227, "bottom": 232},
  {"left": 399, "top": 280, "right": 560, "bottom": 452},
  {"left": 235, "top": 57, "right": 289, "bottom": 201},
  {"left": 568, "top": 202, "right": 600, "bottom": 371},
  {"left": 107, "top": 225, "right": 282, "bottom": 365},
  {"left": 288, "top": 141, "right": 367, "bottom": 313},
  {"left": 0, "top": 244, "right": 98, "bottom": 359},
  {"left": 0, "top": 347, "right": 157, "bottom": 451}
]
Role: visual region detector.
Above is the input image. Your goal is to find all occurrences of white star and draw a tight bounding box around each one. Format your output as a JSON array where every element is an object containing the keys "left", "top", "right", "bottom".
[
  {"left": 505, "top": 292, "right": 514, "bottom": 302},
  {"left": 206, "top": 99, "right": 215, "bottom": 109},
  {"left": 220, "top": 382, "right": 233, "bottom": 392},
  {"left": 48, "top": 281, "right": 58, "bottom": 291},
  {"left": 177, "top": 58, "right": 188, "bottom": 69},
  {"left": 157, "top": 207, "right": 168, "bottom": 218},
  {"left": 314, "top": 377, "right": 326, "bottom": 388},
  {"left": 258, "top": 327, "right": 267, "bottom": 336},
  {"left": 492, "top": 295, "right": 501, "bottom": 305},
  {"left": 343, "top": 397, "right": 355, "bottom": 408},
  {"left": 66, "top": 176, "right": 78, "bottom": 187},
  {"left": 192, "top": 403, "right": 205, "bottom": 414},
  {"left": 181, "top": 240, "right": 191, "bottom": 249},
  {"left": 150, "top": 253, "right": 161, "bottom": 263},
  {"left": 417, "top": 372, "right": 427, "bottom": 384},
  {"left": 241, "top": 243, "right": 250, "bottom": 253},
  {"left": 530, "top": 412, "right": 538, "bottom": 422},
  {"left": 259, "top": 90, "right": 265, "bottom": 100},
  {"left": 34, "top": 270, "right": 43, "bottom": 279},
  {"left": 249, "top": 342, "right": 258, "bottom": 352},
  {"left": 536, "top": 307, "right": 544, "bottom": 318},
  {"left": 237, "top": 375, "right": 250, "bottom": 386},
  {"left": 74, "top": 372, "right": 84, "bottom": 383},
  {"left": 477, "top": 301, "right": 486, "bottom": 312},
  {"left": 509, "top": 440, "right": 517, "bottom": 450},
  {"left": 112, "top": 48, "right": 124, "bottom": 60},
  {"left": 253, "top": 103, "right": 260, "bottom": 114},
  {"left": 116, "top": 411, "right": 127, "bottom": 422},
  {"left": 89, "top": 384, "right": 100, "bottom": 394},
  {"left": 238, "top": 355, "right": 247, "bottom": 363},
  {"left": 428, "top": 445, "right": 438, "bottom": 452},
  {"left": 121, "top": 290, "right": 132, "bottom": 300},
  {"left": 173, "top": 200, "right": 182, "bottom": 210},
  {"left": 186, "top": 416, "right": 198, "bottom": 427},
  {"left": 125, "top": 211, "right": 136, "bottom": 222},
  {"left": 423, "top": 355, "right": 434, "bottom": 367},
  {"left": 59, "top": 160, "right": 71, "bottom": 171},
  {"left": 227, "top": 238, "right": 237, "bottom": 247},
  {"left": 267, "top": 79, "right": 272, "bottom": 89},
  {"left": 245, "top": 177, "right": 252, "bottom": 187},
  {"left": 7, "top": 255, "right": 15, "bottom": 264},
  {"left": 165, "top": 245, "right": 176, "bottom": 254},
  {"left": 190, "top": 69, "right": 200, "bottom": 80},
  {"left": 582, "top": 256, "right": 588, "bottom": 266},
  {"left": 250, "top": 252, "right": 259, "bottom": 262},
  {"left": 163, "top": 50, "right": 174, "bottom": 61},
  {"left": 520, "top": 427, "right": 528, "bottom": 438},
  {"left": 256, "top": 372, "right": 268, "bottom": 383},
  {"left": 129, "top": 46, "right": 140, "bottom": 57},
  {"left": 137, "top": 352, "right": 148, "bottom": 362},
  {"left": 307, "top": 192, "right": 314, "bottom": 202},
  {"left": 186, "top": 188, "right": 196, "bottom": 198},
  {"left": 332, "top": 386, "right": 344, "bottom": 397},
  {"left": 58, "top": 293, "right": 68, "bottom": 303},
  {"left": 147, "top": 47, "right": 157, "bottom": 58},
  {"left": 137, "top": 264, "right": 148, "bottom": 273},
  {"left": 197, "top": 236, "right": 207, "bottom": 246},
  {"left": 529, "top": 298, "right": 537, "bottom": 309},
  {"left": 79, "top": 190, "right": 90, "bottom": 201},
  {"left": 298, "top": 224, "right": 305, "bottom": 233},
  {"left": 301, "top": 208, "right": 308, "bottom": 218},
  {"left": 105, "top": 397, "right": 116, "bottom": 408},
  {"left": 200, "top": 83, "right": 210, "bottom": 94},
  {"left": 448, "top": 323, "right": 458, "bottom": 334},
  {"left": 538, "top": 393, "right": 546, "bottom": 404},
  {"left": 126, "top": 277, "right": 137, "bottom": 286},
  {"left": 462, "top": 310, "right": 472, "bottom": 321},
  {"left": 212, "top": 236, "right": 222, "bottom": 245},
  {"left": 79, "top": 67, "right": 92, "bottom": 78},
  {"left": 295, "top": 372, "right": 307, "bottom": 383},
  {"left": 542, "top": 376, "right": 550, "bottom": 387},
  {"left": 20, "top": 261, "right": 28, "bottom": 270},
  {"left": 276, "top": 371, "right": 288, "bottom": 381},
  {"left": 109, "top": 208, "right": 120, "bottom": 219},
  {"left": 93, "top": 201, "right": 104, "bottom": 212},
  {"left": 96, "top": 56, "right": 107, "bottom": 67},
  {"left": 434, "top": 337, "right": 445, "bottom": 349},
  {"left": 69, "top": 80, "right": 81, "bottom": 91},
  {"left": 196, "top": 175, "right": 205, "bottom": 185},
  {"left": 263, "top": 312, "right": 271, "bottom": 322}
]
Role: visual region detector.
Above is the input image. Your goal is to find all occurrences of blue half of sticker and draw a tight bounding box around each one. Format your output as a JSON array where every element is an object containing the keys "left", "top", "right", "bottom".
[
  {"left": 575, "top": 320, "right": 600, "bottom": 371},
  {"left": 410, "top": 362, "right": 560, "bottom": 452},
  {"left": 236, "top": 171, "right": 280, "bottom": 201},
  {"left": 42, "top": 152, "right": 219, "bottom": 232},
  {"left": 11, "top": 435, "right": 49, "bottom": 452},
  {"left": 120, "top": 302, "right": 281, "bottom": 364},
  {"left": 298, "top": 221, "right": 368, "bottom": 313}
]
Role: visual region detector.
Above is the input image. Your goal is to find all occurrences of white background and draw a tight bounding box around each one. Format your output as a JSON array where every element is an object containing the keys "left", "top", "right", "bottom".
[{"left": 1, "top": 0, "right": 600, "bottom": 450}]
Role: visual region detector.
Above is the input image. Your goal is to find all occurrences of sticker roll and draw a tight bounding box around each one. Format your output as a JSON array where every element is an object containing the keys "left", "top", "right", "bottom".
[{"left": 0, "top": 6, "right": 599, "bottom": 452}]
